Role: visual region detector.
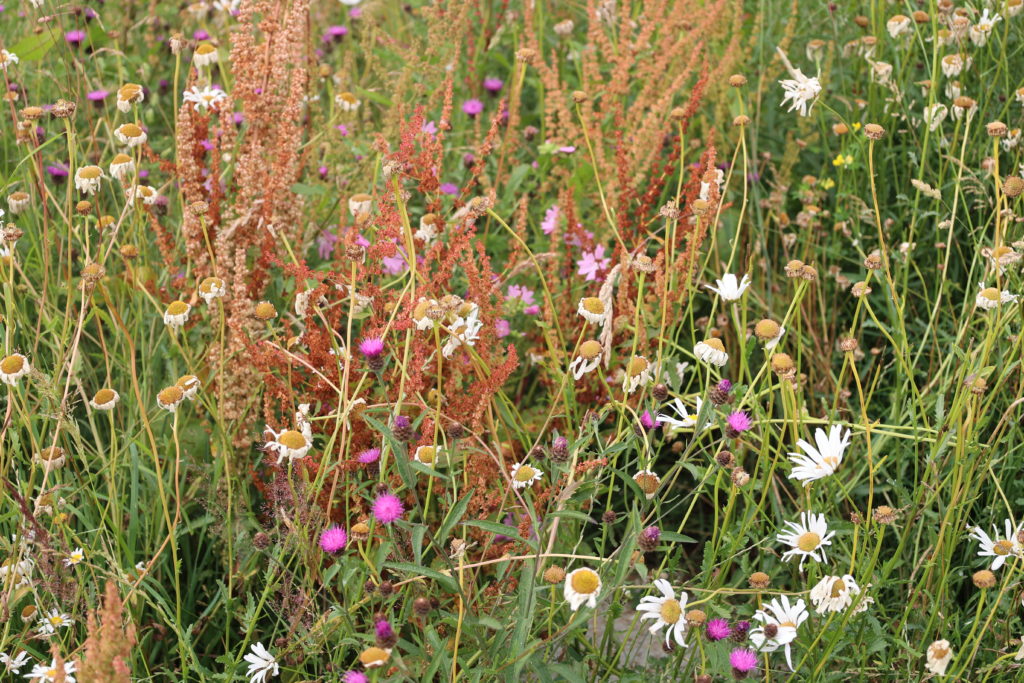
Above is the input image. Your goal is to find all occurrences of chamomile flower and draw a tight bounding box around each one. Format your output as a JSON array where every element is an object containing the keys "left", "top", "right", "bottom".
[
  {"left": 969, "top": 10, "right": 1001, "bottom": 46},
  {"left": 776, "top": 48, "right": 821, "bottom": 117},
  {"left": 243, "top": 642, "right": 279, "bottom": 683},
  {"left": 787, "top": 424, "right": 851, "bottom": 484},
  {"left": 156, "top": 386, "right": 184, "bottom": 412},
  {"left": 63, "top": 548, "right": 85, "bottom": 567},
  {"left": 749, "top": 595, "right": 808, "bottom": 671},
  {"left": 198, "top": 276, "right": 227, "bottom": 303},
  {"left": 976, "top": 283, "right": 1018, "bottom": 310},
  {"left": 753, "top": 319, "right": 785, "bottom": 349},
  {"left": 969, "top": 519, "right": 1023, "bottom": 570},
  {"left": 563, "top": 567, "right": 602, "bottom": 611},
  {"left": 176, "top": 374, "right": 201, "bottom": 400},
  {"left": 926, "top": 640, "right": 953, "bottom": 676},
  {"left": 570, "top": 340, "right": 603, "bottom": 379},
  {"left": 116, "top": 83, "right": 145, "bottom": 112},
  {"left": 809, "top": 574, "right": 864, "bottom": 614},
  {"left": 74, "top": 166, "right": 104, "bottom": 195},
  {"left": 24, "top": 658, "right": 77, "bottom": 683},
  {"left": 163, "top": 301, "right": 191, "bottom": 329},
  {"left": 0, "top": 650, "right": 30, "bottom": 674},
  {"left": 510, "top": 462, "right": 543, "bottom": 489},
  {"left": 577, "top": 297, "right": 607, "bottom": 325},
  {"left": 705, "top": 273, "right": 751, "bottom": 301},
  {"left": 126, "top": 184, "right": 158, "bottom": 205},
  {"left": 940, "top": 53, "right": 969, "bottom": 78},
  {"left": 0, "top": 49, "right": 19, "bottom": 67},
  {"left": 192, "top": 42, "right": 219, "bottom": 67},
  {"left": 89, "top": 388, "right": 119, "bottom": 411},
  {"left": 657, "top": 396, "right": 705, "bottom": 431},
  {"left": 777, "top": 511, "right": 834, "bottom": 571},
  {"left": 265, "top": 418, "right": 313, "bottom": 464},
  {"left": 335, "top": 91, "right": 361, "bottom": 111},
  {"left": 183, "top": 85, "right": 228, "bottom": 112},
  {"left": 623, "top": 356, "right": 654, "bottom": 394},
  {"left": 886, "top": 14, "right": 911, "bottom": 38},
  {"left": 413, "top": 445, "right": 441, "bottom": 467},
  {"left": 923, "top": 103, "right": 948, "bottom": 131},
  {"left": 8, "top": 192, "right": 31, "bottom": 214},
  {"left": 114, "top": 122, "right": 147, "bottom": 147},
  {"left": 694, "top": 338, "right": 728, "bottom": 366},
  {"left": 636, "top": 579, "right": 689, "bottom": 647},
  {"left": 0, "top": 353, "right": 31, "bottom": 385},
  {"left": 37, "top": 608, "right": 74, "bottom": 634},
  {"left": 108, "top": 153, "right": 136, "bottom": 182},
  {"left": 442, "top": 306, "right": 483, "bottom": 358}
]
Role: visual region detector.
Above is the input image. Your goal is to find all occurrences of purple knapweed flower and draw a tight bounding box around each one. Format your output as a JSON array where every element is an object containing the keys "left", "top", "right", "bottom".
[
  {"left": 726, "top": 411, "right": 752, "bottom": 434},
  {"left": 357, "top": 448, "right": 380, "bottom": 464},
  {"left": 730, "top": 648, "right": 758, "bottom": 675},
  {"left": 319, "top": 526, "right": 348, "bottom": 554},
  {"left": 372, "top": 493, "right": 404, "bottom": 524},
  {"left": 706, "top": 618, "right": 731, "bottom": 641},
  {"left": 461, "top": 98, "right": 484, "bottom": 117},
  {"left": 483, "top": 77, "right": 504, "bottom": 94}
]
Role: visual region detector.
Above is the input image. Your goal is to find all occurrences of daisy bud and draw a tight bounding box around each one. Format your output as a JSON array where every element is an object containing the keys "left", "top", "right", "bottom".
[
  {"left": 728, "top": 74, "right": 747, "bottom": 87},
  {"left": 748, "top": 571, "right": 771, "bottom": 589},
  {"left": 973, "top": 570, "right": 996, "bottom": 589},
  {"left": 543, "top": 565, "right": 566, "bottom": 584},
  {"left": 863, "top": 123, "right": 885, "bottom": 140},
  {"left": 76, "top": 200, "right": 92, "bottom": 215},
  {"left": 987, "top": 121, "right": 1008, "bottom": 137}
]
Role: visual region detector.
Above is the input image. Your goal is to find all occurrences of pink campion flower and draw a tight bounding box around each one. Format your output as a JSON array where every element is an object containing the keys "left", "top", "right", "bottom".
[
  {"left": 335, "top": 124, "right": 350, "bottom": 136},
  {"left": 381, "top": 243, "right": 409, "bottom": 275},
  {"left": 639, "top": 411, "right": 660, "bottom": 431},
  {"left": 541, "top": 205, "right": 560, "bottom": 235},
  {"left": 506, "top": 285, "right": 536, "bottom": 306},
  {"left": 576, "top": 244, "right": 611, "bottom": 281},
  {"left": 319, "top": 526, "right": 348, "bottom": 554},
  {"left": 357, "top": 447, "right": 380, "bottom": 464},
  {"left": 726, "top": 411, "right": 753, "bottom": 434},
  {"left": 422, "top": 120, "right": 438, "bottom": 135},
  {"left": 524, "top": 305, "right": 540, "bottom": 315},
  {"left": 372, "top": 493, "right": 404, "bottom": 524},
  {"left": 440, "top": 183, "right": 459, "bottom": 195},
  {"left": 495, "top": 319, "right": 510, "bottom": 338},
  {"left": 462, "top": 99, "right": 484, "bottom": 117},
  {"left": 317, "top": 229, "right": 338, "bottom": 259}
]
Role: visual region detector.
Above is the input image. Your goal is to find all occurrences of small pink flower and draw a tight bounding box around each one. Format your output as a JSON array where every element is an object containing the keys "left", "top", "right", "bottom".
[
  {"left": 496, "top": 319, "right": 510, "bottom": 338},
  {"left": 576, "top": 244, "right": 611, "bottom": 281},
  {"left": 357, "top": 448, "right": 380, "bottom": 464},
  {"left": 319, "top": 526, "right": 348, "bottom": 554},
  {"left": 372, "top": 493, "right": 404, "bottom": 524},
  {"left": 730, "top": 648, "right": 758, "bottom": 674},
  {"left": 359, "top": 337, "right": 385, "bottom": 358},
  {"left": 462, "top": 99, "right": 484, "bottom": 116},
  {"left": 541, "top": 205, "right": 560, "bottom": 235},
  {"left": 726, "top": 411, "right": 752, "bottom": 433},
  {"left": 706, "top": 618, "right": 731, "bottom": 641}
]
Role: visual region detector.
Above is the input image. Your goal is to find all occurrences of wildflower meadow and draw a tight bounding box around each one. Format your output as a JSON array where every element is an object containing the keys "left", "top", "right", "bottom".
[{"left": 3, "top": 0, "right": 1024, "bottom": 680}]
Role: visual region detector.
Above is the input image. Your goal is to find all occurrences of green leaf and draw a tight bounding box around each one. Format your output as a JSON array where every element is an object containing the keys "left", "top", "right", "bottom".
[
  {"left": 9, "top": 30, "right": 58, "bottom": 61},
  {"left": 437, "top": 490, "right": 474, "bottom": 542},
  {"left": 290, "top": 182, "right": 327, "bottom": 196},
  {"left": 384, "top": 561, "right": 460, "bottom": 593}
]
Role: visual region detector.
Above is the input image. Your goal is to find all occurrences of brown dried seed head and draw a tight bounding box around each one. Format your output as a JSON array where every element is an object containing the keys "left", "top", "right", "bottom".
[
  {"left": 770, "top": 353, "right": 795, "bottom": 373},
  {"left": 543, "top": 565, "right": 566, "bottom": 584},
  {"left": 986, "top": 121, "right": 1008, "bottom": 137},
  {"left": 833, "top": 123, "right": 849, "bottom": 135},
  {"left": 754, "top": 319, "right": 780, "bottom": 340},
  {"left": 728, "top": 74, "right": 747, "bottom": 87},
  {"left": 254, "top": 301, "right": 277, "bottom": 320},
  {"left": 733, "top": 114, "right": 751, "bottom": 127},
  {"left": 864, "top": 123, "right": 885, "bottom": 140},
  {"left": 120, "top": 244, "right": 138, "bottom": 259},
  {"left": 1003, "top": 176, "right": 1024, "bottom": 198},
  {"left": 953, "top": 96, "right": 976, "bottom": 109},
  {"left": 973, "top": 569, "right": 996, "bottom": 589},
  {"left": 571, "top": 90, "right": 588, "bottom": 104},
  {"left": 76, "top": 200, "right": 92, "bottom": 215},
  {"left": 748, "top": 571, "right": 771, "bottom": 589}
]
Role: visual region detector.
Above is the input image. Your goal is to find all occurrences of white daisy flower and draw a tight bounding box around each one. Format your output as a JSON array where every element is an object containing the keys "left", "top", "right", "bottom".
[
  {"left": 264, "top": 420, "right": 313, "bottom": 464},
  {"left": 163, "top": 301, "right": 191, "bottom": 329},
  {"left": 8, "top": 192, "right": 31, "bottom": 214},
  {"left": 116, "top": 83, "right": 145, "bottom": 112},
  {"left": 787, "top": 424, "right": 851, "bottom": 484},
  {"left": 969, "top": 519, "right": 1023, "bottom": 570},
  {"left": 108, "top": 153, "right": 136, "bottom": 183},
  {"left": 577, "top": 297, "right": 607, "bottom": 325},
  {"left": 183, "top": 85, "right": 228, "bottom": 112},
  {"left": 0, "top": 353, "right": 31, "bottom": 386},
  {"left": 749, "top": 595, "right": 808, "bottom": 671},
  {"left": 809, "top": 574, "right": 864, "bottom": 614},
  {"left": 705, "top": 273, "right": 751, "bottom": 301},
  {"left": 243, "top": 642, "right": 279, "bottom": 683},
  {"left": 348, "top": 193, "right": 372, "bottom": 217},
  {"left": 926, "top": 639, "right": 953, "bottom": 676},
  {"left": 37, "top": 608, "right": 74, "bottom": 634},
  {"left": 0, "top": 650, "right": 30, "bottom": 674},
  {"left": 442, "top": 306, "right": 483, "bottom": 358},
  {"left": 776, "top": 48, "right": 821, "bottom": 117},
  {"left": 753, "top": 319, "right": 785, "bottom": 350},
  {"left": 923, "top": 103, "right": 948, "bottom": 131},
  {"left": 114, "top": 122, "right": 147, "bottom": 147},
  {"left": 510, "top": 462, "right": 543, "bottom": 489},
  {"left": 636, "top": 578, "right": 689, "bottom": 647},
  {"left": 563, "top": 567, "right": 602, "bottom": 611},
  {"left": 1003, "top": 128, "right": 1021, "bottom": 151},
  {"left": 64, "top": 548, "right": 85, "bottom": 567},
  {"left": 969, "top": 9, "right": 1001, "bottom": 46},
  {"left": 657, "top": 396, "right": 706, "bottom": 431},
  {"left": 777, "top": 511, "right": 835, "bottom": 571},
  {"left": 0, "top": 557, "right": 33, "bottom": 589},
  {"left": 335, "top": 91, "right": 361, "bottom": 112},
  {"left": 74, "top": 166, "right": 104, "bottom": 195},
  {"left": 24, "top": 658, "right": 76, "bottom": 683},
  {"left": 413, "top": 445, "right": 442, "bottom": 467},
  {"left": 89, "top": 388, "right": 120, "bottom": 411},
  {"left": 415, "top": 213, "right": 442, "bottom": 243},
  {"left": 570, "top": 340, "right": 603, "bottom": 379},
  {"left": 694, "top": 338, "right": 728, "bottom": 366},
  {"left": 126, "top": 184, "right": 158, "bottom": 205},
  {"left": 940, "top": 53, "right": 970, "bottom": 78},
  {"left": 411, "top": 298, "right": 440, "bottom": 331},
  {"left": 198, "top": 276, "right": 227, "bottom": 304},
  {"left": 976, "top": 283, "right": 1018, "bottom": 310},
  {"left": 0, "top": 49, "right": 19, "bottom": 66},
  {"left": 192, "top": 42, "right": 219, "bottom": 67},
  {"left": 623, "top": 356, "right": 654, "bottom": 394},
  {"left": 886, "top": 14, "right": 911, "bottom": 38}
]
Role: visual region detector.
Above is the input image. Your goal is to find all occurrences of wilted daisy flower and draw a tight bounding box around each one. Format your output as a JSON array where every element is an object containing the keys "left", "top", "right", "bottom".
[
  {"left": 563, "top": 567, "right": 602, "bottom": 611},
  {"left": 0, "top": 353, "right": 31, "bottom": 385},
  {"left": 787, "top": 424, "right": 851, "bottom": 484},
  {"left": 198, "top": 276, "right": 227, "bottom": 303},
  {"left": 632, "top": 469, "right": 661, "bottom": 499},
  {"left": 335, "top": 91, "right": 361, "bottom": 111},
  {"left": 34, "top": 446, "right": 66, "bottom": 472},
  {"left": 636, "top": 579, "right": 688, "bottom": 647},
  {"left": 577, "top": 297, "right": 607, "bottom": 325},
  {"left": 416, "top": 213, "right": 442, "bottom": 243},
  {"left": 0, "top": 650, "right": 30, "bottom": 674},
  {"left": 623, "top": 356, "right": 654, "bottom": 394},
  {"left": 74, "top": 166, "right": 104, "bottom": 195},
  {"left": 25, "top": 658, "right": 77, "bottom": 683},
  {"left": 156, "top": 385, "right": 184, "bottom": 412},
  {"left": 243, "top": 642, "right": 279, "bottom": 683},
  {"left": 976, "top": 284, "right": 1018, "bottom": 310},
  {"left": 88, "top": 388, "right": 119, "bottom": 411},
  {"left": 37, "top": 608, "right": 74, "bottom": 634},
  {"left": 570, "top": 339, "right": 603, "bottom": 379},
  {"left": 778, "top": 511, "right": 834, "bottom": 571},
  {"left": 0, "top": 557, "right": 33, "bottom": 590},
  {"left": 886, "top": 14, "right": 911, "bottom": 38},
  {"left": 193, "top": 42, "right": 219, "bottom": 67},
  {"left": 510, "top": 461, "right": 543, "bottom": 489},
  {"left": 265, "top": 420, "right": 313, "bottom": 464},
  {"left": 442, "top": 307, "right": 483, "bottom": 358},
  {"left": 969, "top": 9, "right": 1001, "bottom": 45},
  {"left": 1003, "top": 128, "right": 1022, "bottom": 151},
  {"left": 694, "top": 338, "right": 728, "bottom": 366},
  {"left": 809, "top": 574, "right": 864, "bottom": 614},
  {"left": 926, "top": 640, "right": 953, "bottom": 676},
  {"left": 706, "top": 273, "right": 751, "bottom": 301},
  {"left": 923, "top": 103, "right": 948, "bottom": 131},
  {"left": 0, "top": 49, "right": 19, "bottom": 67},
  {"left": 749, "top": 595, "right": 808, "bottom": 671},
  {"left": 108, "top": 153, "right": 135, "bottom": 182},
  {"left": 114, "top": 122, "right": 147, "bottom": 147},
  {"left": 63, "top": 547, "right": 85, "bottom": 567},
  {"left": 413, "top": 445, "right": 442, "bottom": 467},
  {"left": 183, "top": 85, "right": 228, "bottom": 112},
  {"left": 163, "top": 300, "right": 191, "bottom": 329},
  {"left": 176, "top": 375, "right": 201, "bottom": 400},
  {"left": 776, "top": 48, "right": 821, "bottom": 117},
  {"left": 940, "top": 53, "right": 970, "bottom": 78},
  {"left": 8, "top": 192, "right": 31, "bottom": 214},
  {"left": 753, "top": 319, "right": 785, "bottom": 349},
  {"left": 969, "top": 519, "right": 1023, "bottom": 570},
  {"left": 116, "top": 83, "right": 145, "bottom": 112},
  {"left": 127, "top": 184, "right": 158, "bottom": 205},
  {"left": 951, "top": 95, "right": 977, "bottom": 121}
]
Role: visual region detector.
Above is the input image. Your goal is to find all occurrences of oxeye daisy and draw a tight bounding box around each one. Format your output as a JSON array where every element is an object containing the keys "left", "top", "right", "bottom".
[
  {"left": 753, "top": 319, "right": 785, "bottom": 349},
  {"left": 24, "top": 658, "right": 77, "bottom": 683},
  {"left": 926, "top": 640, "right": 953, "bottom": 676},
  {"left": 183, "top": 85, "right": 228, "bottom": 112},
  {"left": 265, "top": 423, "right": 312, "bottom": 464},
  {"left": 34, "top": 446, "right": 66, "bottom": 472},
  {"left": 198, "top": 276, "right": 227, "bottom": 303},
  {"left": 563, "top": 567, "right": 602, "bottom": 611},
  {"left": 163, "top": 301, "right": 191, "bottom": 329},
  {"left": 73, "top": 165, "right": 104, "bottom": 195},
  {"left": 510, "top": 462, "right": 543, "bottom": 489},
  {"left": 0, "top": 49, "right": 19, "bottom": 67},
  {"left": 749, "top": 595, "right": 808, "bottom": 671},
  {"left": 156, "top": 385, "right": 184, "bottom": 412},
  {"left": 969, "top": 519, "right": 1023, "bottom": 570},
  {"left": 108, "top": 153, "right": 136, "bottom": 182},
  {"left": 0, "top": 650, "right": 31, "bottom": 674},
  {"left": 570, "top": 339, "right": 603, "bottom": 379},
  {"left": 116, "top": 83, "right": 145, "bottom": 112},
  {"left": 657, "top": 396, "right": 703, "bottom": 431},
  {"left": 413, "top": 445, "right": 442, "bottom": 467},
  {"left": 114, "top": 122, "right": 147, "bottom": 147},
  {"left": 0, "top": 353, "right": 31, "bottom": 385},
  {"left": 335, "top": 91, "right": 361, "bottom": 112},
  {"left": 175, "top": 374, "right": 201, "bottom": 400},
  {"left": 976, "top": 283, "right": 1018, "bottom": 310},
  {"left": 623, "top": 356, "right": 653, "bottom": 394},
  {"left": 705, "top": 273, "right": 751, "bottom": 301},
  {"left": 787, "top": 424, "right": 851, "bottom": 484},
  {"left": 243, "top": 642, "right": 278, "bottom": 683},
  {"left": 193, "top": 42, "right": 219, "bottom": 67},
  {"left": 577, "top": 297, "right": 607, "bottom": 325},
  {"left": 37, "top": 608, "right": 74, "bottom": 634},
  {"left": 776, "top": 48, "right": 821, "bottom": 117},
  {"left": 127, "top": 184, "right": 158, "bottom": 205},
  {"left": 442, "top": 308, "right": 483, "bottom": 359},
  {"left": 64, "top": 547, "right": 85, "bottom": 567},
  {"left": 777, "top": 511, "right": 834, "bottom": 571},
  {"left": 694, "top": 338, "right": 728, "bottom": 366},
  {"left": 8, "top": 191, "right": 31, "bottom": 214},
  {"left": 809, "top": 574, "right": 866, "bottom": 614},
  {"left": 635, "top": 579, "right": 688, "bottom": 647}
]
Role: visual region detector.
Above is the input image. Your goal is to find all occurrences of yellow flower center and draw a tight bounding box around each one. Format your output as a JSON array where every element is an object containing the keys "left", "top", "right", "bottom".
[
  {"left": 119, "top": 84, "right": 142, "bottom": 99},
  {"left": 570, "top": 569, "right": 599, "bottom": 594},
  {"left": 111, "top": 153, "right": 132, "bottom": 166},
  {"left": 417, "top": 446, "right": 436, "bottom": 464},
  {"left": 339, "top": 92, "right": 359, "bottom": 105},
  {"left": 167, "top": 301, "right": 189, "bottom": 315},
  {"left": 627, "top": 357, "right": 649, "bottom": 377},
  {"left": 158, "top": 386, "right": 184, "bottom": 405},
  {"left": 514, "top": 465, "right": 536, "bottom": 482},
  {"left": 581, "top": 297, "right": 604, "bottom": 315},
  {"left": 754, "top": 319, "right": 780, "bottom": 339},
  {"left": 579, "top": 340, "right": 602, "bottom": 360},
  {"left": 994, "top": 539, "right": 1014, "bottom": 556},
  {"left": 830, "top": 579, "right": 846, "bottom": 598},
  {"left": 659, "top": 598, "right": 682, "bottom": 624},
  {"left": 195, "top": 43, "right": 216, "bottom": 55},
  {"left": 49, "top": 616, "right": 63, "bottom": 626},
  {"left": 279, "top": 430, "right": 307, "bottom": 450},
  {"left": 38, "top": 447, "right": 64, "bottom": 461},
  {"left": 980, "top": 287, "right": 1001, "bottom": 301},
  {"left": 779, "top": 620, "right": 796, "bottom": 628},
  {"left": 119, "top": 123, "right": 143, "bottom": 138},
  {"left": 413, "top": 299, "right": 432, "bottom": 321},
  {"left": 1, "top": 354, "right": 25, "bottom": 374},
  {"left": 79, "top": 165, "right": 102, "bottom": 179},
  {"left": 797, "top": 531, "right": 821, "bottom": 552},
  {"left": 199, "top": 277, "right": 224, "bottom": 294},
  {"left": 703, "top": 338, "right": 725, "bottom": 352}
]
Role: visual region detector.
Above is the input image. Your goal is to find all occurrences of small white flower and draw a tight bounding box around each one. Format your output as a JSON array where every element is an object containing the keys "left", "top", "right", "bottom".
[
  {"left": 577, "top": 297, "right": 607, "bottom": 325},
  {"left": 976, "top": 283, "right": 1018, "bottom": 310},
  {"left": 563, "top": 567, "right": 602, "bottom": 611},
  {"left": 776, "top": 48, "right": 821, "bottom": 117},
  {"left": 192, "top": 42, "right": 219, "bottom": 67},
  {"left": 0, "top": 557, "right": 34, "bottom": 589},
  {"left": 183, "top": 85, "right": 228, "bottom": 112},
  {"left": 1003, "top": 128, "right": 1022, "bottom": 151},
  {"left": 7, "top": 192, "right": 31, "bottom": 214},
  {"left": 243, "top": 642, "right": 279, "bottom": 683},
  {"left": 940, "top": 53, "right": 970, "bottom": 78},
  {"left": 37, "top": 608, "right": 74, "bottom": 634},
  {"left": 510, "top": 462, "right": 543, "bottom": 489},
  {"left": 116, "top": 83, "right": 145, "bottom": 113},
  {"left": 0, "top": 651, "right": 31, "bottom": 674},
  {"left": 108, "top": 153, "right": 136, "bottom": 183},
  {"left": 925, "top": 639, "right": 953, "bottom": 676},
  {"left": 809, "top": 574, "right": 864, "bottom": 614},
  {"left": 0, "top": 353, "right": 31, "bottom": 386},
  {"left": 705, "top": 273, "right": 751, "bottom": 302},
  {"left": 657, "top": 396, "right": 705, "bottom": 431},
  {"left": 969, "top": 519, "right": 1023, "bottom": 570},
  {"left": 636, "top": 579, "right": 688, "bottom": 647},
  {"left": 335, "top": 91, "right": 361, "bottom": 111},
  {"left": 114, "top": 122, "right": 147, "bottom": 147},
  {"left": 413, "top": 445, "right": 442, "bottom": 467},
  {"left": 886, "top": 14, "right": 911, "bottom": 38},
  {"left": 163, "top": 301, "right": 191, "bottom": 329},
  {"left": 787, "top": 424, "right": 851, "bottom": 484},
  {"left": 693, "top": 338, "right": 728, "bottom": 367},
  {"left": 64, "top": 548, "right": 85, "bottom": 567},
  {"left": 749, "top": 595, "right": 808, "bottom": 671},
  {"left": 0, "top": 49, "right": 20, "bottom": 66},
  {"left": 198, "top": 276, "right": 227, "bottom": 303},
  {"left": 74, "top": 166, "right": 104, "bottom": 195},
  {"left": 777, "top": 511, "right": 835, "bottom": 571},
  {"left": 442, "top": 306, "right": 483, "bottom": 358},
  {"left": 570, "top": 340, "right": 603, "bottom": 380},
  {"left": 24, "top": 658, "right": 76, "bottom": 683},
  {"left": 264, "top": 421, "right": 313, "bottom": 464},
  {"left": 126, "top": 184, "right": 159, "bottom": 205},
  {"left": 969, "top": 10, "right": 1001, "bottom": 46},
  {"left": 623, "top": 356, "right": 653, "bottom": 394},
  {"left": 89, "top": 388, "right": 120, "bottom": 411}
]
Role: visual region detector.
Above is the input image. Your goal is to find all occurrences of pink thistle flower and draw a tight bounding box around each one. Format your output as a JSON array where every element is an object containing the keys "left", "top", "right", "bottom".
[
  {"left": 343, "top": 673, "right": 368, "bottom": 683},
  {"left": 357, "top": 448, "right": 380, "bottom": 464},
  {"left": 359, "top": 337, "right": 385, "bottom": 358},
  {"left": 541, "top": 205, "right": 560, "bottom": 235},
  {"left": 730, "top": 648, "right": 758, "bottom": 675},
  {"left": 372, "top": 493, "right": 404, "bottom": 524},
  {"left": 319, "top": 526, "right": 348, "bottom": 554},
  {"left": 462, "top": 99, "right": 484, "bottom": 117},
  {"left": 639, "top": 411, "right": 661, "bottom": 431},
  {"left": 706, "top": 618, "right": 731, "bottom": 641},
  {"left": 726, "top": 411, "right": 752, "bottom": 434}
]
